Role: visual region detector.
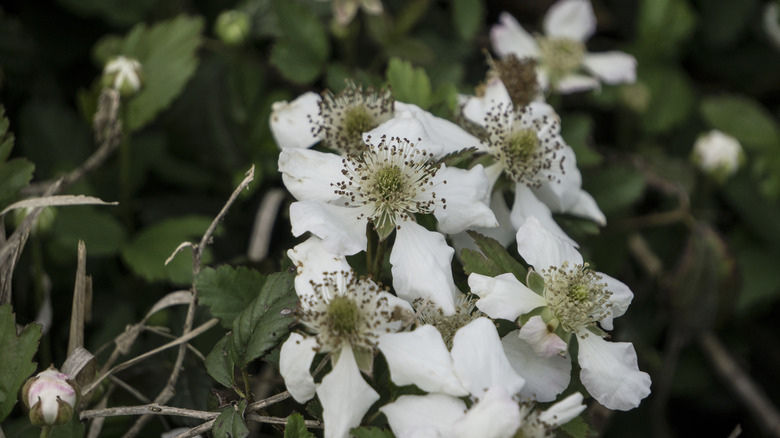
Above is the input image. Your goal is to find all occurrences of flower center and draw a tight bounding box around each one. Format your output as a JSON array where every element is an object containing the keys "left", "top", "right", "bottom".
[
  {"left": 506, "top": 129, "right": 538, "bottom": 164},
  {"left": 414, "top": 298, "right": 480, "bottom": 349},
  {"left": 315, "top": 82, "right": 394, "bottom": 155},
  {"left": 537, "top": 37, "right": 585, "bottom": 80},
  {"left": 333, "top": 137, "right": 442, "bottom": 240},
  {"left": 327, "top": 295, "right": 361, "bottom": 335},
  {"left": 542, "top": 262, "right": 612, "bottom": 333}
]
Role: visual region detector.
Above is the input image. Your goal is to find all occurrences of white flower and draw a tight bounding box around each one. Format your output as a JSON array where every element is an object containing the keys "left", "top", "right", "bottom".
[
  {"left": 279, "top": 237, "right": 413, "bottom": 438},
  {"left": 469, "top": 217, "right": 651, "bottom": 410},
  {"left": 102, "top": 56, "right": 143, "bottom": 96},
  {"left": 691, "top": 130, "right": 744, "bottom": 181},
  {"left": 378, "top": 318, "right": 526, "bottom": 438},
  {"left": 457, "top": 78, "right": 604, "bottom": 250},
  {"left": 22, "top": 366, "right": 79, "bottom": 426},
  {"left": 490, "top": 0, "right": 636, "bottom": 93},
  {"left": 279, "top": 133, "right": 496, "bottom": 315}
]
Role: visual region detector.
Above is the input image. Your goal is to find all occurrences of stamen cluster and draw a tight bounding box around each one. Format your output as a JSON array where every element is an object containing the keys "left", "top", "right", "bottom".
[
  {"left": 484, "top": 103, "right": 565, "bottom": 188},
  {"left": 541, "top": 262, "right": 612, "bottom": 334},
  {"left": 413, "top": 298, "right": 481, "bottom": 349},
  {"left": 332, "top": 136, "right": 444, "bottom": 236},
  {"left": 298, "top": 270, "right": 404, "bottom": 353},
  {"left": 313, "top": 82, "right": 394, "bottom": 155}
]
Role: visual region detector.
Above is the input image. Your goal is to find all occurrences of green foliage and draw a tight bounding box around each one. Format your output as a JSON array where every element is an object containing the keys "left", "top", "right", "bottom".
[
  {"left": 284, "top": 413, "right": 315, "bottom": 438},
  {"left": 197, "top": 266, "right": 266, "bottom": 328},
  {"left": 50, "top": 207, "right": 127, "bottom": 258},
  {"left": 560, "top": 113, "right": 602, "bottom": 167},
  {"left": 640, "top": 66, "right": 695, "bottom": 133},
  {"left": 48, "top": 415, "right": 86, "bottom": 438},
  {"left": 560, "top": 415, "right": 590, "bottom": 438},
  {"left": 270, "top": 0, "right": 330, "bottom": 84},
  {"left": 351, "top": 426, "right": 395, "bottom": 438},
  {"left": 461, "top": 231, "right": 527, "bottom": 281},
  {"left": 57, "top": 0, "right": 157, "bottom": 26},
  {"left": 93, "top": 15, "right": 204, "bottom": 132},
  {"left": 736, "top": 247, "right": 780, "bottom": 314},
  {"left": 228, "top": 271, "right": 298, "bottom": 368},
  {"left": 584, "top": 165, "right": 646, "bottom": 215},
  {"left": 636, "top": 0, "right": 696, "bottom": 59},
  {"left": 213, "top": 399, "right": 249, "bottom": 438},
  {"left": 386, "top": 58, "right": 432, "bottom": 110},
  {"left": 0, "top": 107, "right": 35, "bottom": 211},
  {"left": 700, "top": 94, "right": 780, "bottom": 149},
  {"left": 0, "top": 305, "right": 41, "bottom": 422},
  {"left": 698, "top": 0, "right": 758, "bottom": 47},
  {"left": 452, "top": 0, "right": 483, "bottom": 40},
  {"left": 121, "top": 216, "right": 213, "bottom": 285},
  {"left": 205, "top": 336, "right": 236, "bottom": 388}
]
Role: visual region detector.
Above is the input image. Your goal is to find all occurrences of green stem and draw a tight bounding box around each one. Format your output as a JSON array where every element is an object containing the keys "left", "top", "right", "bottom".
[
  {"left": 241, "top": 368, "right": 253, "bottom": 404},
  {"left": 365, "top": 223, "right": 377, "bottom": 277},
  {"left": 40, "top": 425, "right": 53, "bottom": 438},
  {"left": 372, "top": 237, "right": 389, "bottom": 283}
]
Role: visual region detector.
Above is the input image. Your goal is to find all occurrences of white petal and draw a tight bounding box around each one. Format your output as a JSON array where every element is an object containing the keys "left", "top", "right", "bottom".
[
  {"left": 279, "top": 334, "right": 318, "bottom": 403},
  {"left": 451, "top": 318, "right": 526, "bottom": 397},
  {"left": 583, "top": 51, "right": 637, "bottom": 84},
  {"left": 450, "top": 190, "right": 517, "bottom": 256},
  {"left": 391, "top": 222, "right": 459, "bottom": 315},
  {"left": 577, "top": 334, "right": 651, "bottom": 411},
  {"left": 515, "top": 216, "right": 583, "bottom": 270},
  {"left": 289, "top": 201, "right": 367, "bottom": 256},
  {"left": 378, "top": 326, "right": 469, "bottom": 397},
  {"left": 518, "top": 315, "right": 568, "bottom": 358},
  {"left": 598, "top": 273, "right": 633, "bottom": 330},
  {"left": 279, "top": 148, "right": 345, "bottom": 202},
  {"left": 491, "top": 12, "right": 540, "bottom": 58},
  {"left": 532, "top": 146, "right": 582, "bottom": 213},
  {"left": 434, "top": 165, "right": 498, "bottom": 234},
  {"left": 567, "top": 189, "right": 606, "bottom": 225},
  {"left": 502, "top": 330, "right": 571, "bottom": 402},
  {"left": 510, "top": 185, "right": 577, "bottom": 248},
  {"left": 469, "top": 273, "right": 546, "bottom": 321},
  {"left": 554, "top": 74, "right": 601, "bottom": 93},
  {"left": 538, "top": 393, "right": 586, "bottom": 427},
  {"left": 454, "top": 386, "right": 522, "bottom": 438},
  {"left": 394, "top": 102, "right": 482, "bottom": 157},
  {"left": 270, "top": 92, "right": 322, "bottom": 149},
  {"left": 287, "top": 237, "right": 352, "bottom": 302},
  {"left": 543, "top": 0, "right": 596, "bottom": 42},
  {"left": 462, "top": 78, "right": 513, "bottom": 128},
  {"left": 381, "top": 394, "right": 465, "bottom": 438},
  {"left": 318, "top": 346, "right": 380, "bottom": 438}
]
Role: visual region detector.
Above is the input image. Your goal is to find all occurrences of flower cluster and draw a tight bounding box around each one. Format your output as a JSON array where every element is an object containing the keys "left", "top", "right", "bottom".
[{"left": 271, "top": 1, "right": 650, "bottom": 436}]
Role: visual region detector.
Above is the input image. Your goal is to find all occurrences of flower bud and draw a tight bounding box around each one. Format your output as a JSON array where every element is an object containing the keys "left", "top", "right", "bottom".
[
  {"left": 22, "top": 366, "right": 79, "bottom": 426},
  {"left": 691, "top": 130, "right": 745, "bottom": 182},
  {"left": 214, "top": 10, "right": 251, "bottom": 45},
  {"left": 102, "top": 56, "right": 143, "bottom": 97}
]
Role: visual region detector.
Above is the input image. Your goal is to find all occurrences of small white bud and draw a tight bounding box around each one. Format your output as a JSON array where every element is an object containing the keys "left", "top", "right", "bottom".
[
  {"left": 22, "top": 366, "right": 79, "bottom": 426},
  {"left": 102, "top": 56, "right": 143, "bottom": 97}
]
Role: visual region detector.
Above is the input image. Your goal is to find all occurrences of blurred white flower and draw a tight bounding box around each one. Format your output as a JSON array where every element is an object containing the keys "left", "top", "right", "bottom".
[
  {"left": 764, "top": 2, "right": 780, "bottom": 50},
  {"left": 280, "top": 237, "right": 413, "bottom": 438},
  {"left": 22, "top": 366, "right": 78, "bottom": 426},
  {"left": 102, "top": 56, "right": 143, "bottom": 96},
  {"left": 692, "top": 130, "right": 744, "bottom": 181},
  {"left": 491, "top": 0, "right": 636, "bottom": 93},
  {"left": 469, "top": 217, "right": 652, "bottom": 410},
  {"left": 316, "top": 0, "right": 383, "bottom": 27}
]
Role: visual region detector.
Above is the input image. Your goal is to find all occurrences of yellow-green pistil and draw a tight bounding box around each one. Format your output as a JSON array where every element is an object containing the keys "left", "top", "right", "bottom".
[
  {"left": 327, "top": 295, "right": 361, "bottom": 335},
  {"left": 499, "top": 128, "right": 540, "bottom": 183},
  {"left": 343, "top": 106, "right": 375, "bottom": 141},
  {"left": 542, "top": 263, "right": 612, "bottom": 334},
  {"left": 537, "top": 37, "right": 585, "bottom": 80}
]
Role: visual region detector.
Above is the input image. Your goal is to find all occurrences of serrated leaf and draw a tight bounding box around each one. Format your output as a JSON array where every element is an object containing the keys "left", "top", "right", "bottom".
[
  {"left": 197, "top": 266, "right": 267, "bottom": 328},
  {"left": 0, "top": 304, "right": 41, "bottom": 422},
  {"left": 213, "top": 399, "right": 249, "bottom": 438},
  {"left": 351, "top": 426, "right": 395, "bottom": 438},
  {"left": 93, "top": 16, "right": 203, "bottom": 132},
  {"left": 700, "top": 94, "right": 780, "bottom": 149},
  {"left": 453, "top": 0, "right": 484, "bottom": 40},
  {"left": 462, "top": 231, "right": 527, "bottom": 281},
  {"left": 50, "top": 207, "right": 126, "bottom": 258},
  {"left": 205, "top": 336, "right": 236, "bottom": 388},
  {"left": 284, "top": 412, "right": 315, "bottom": 438},
  {"left": 0, "top": 106, "right": 34, "bottom": 211},
  {"left": 387, "top": 58, "right": 431, "bottom": 110},
  {"left": 559, "top": 415, "right": 590, "bottom": 438},
  {"left": 228, "top": 272, "right": 298, "bottom": 368},
  {"left": 121, "top": 216, "right": 213, "bottom": 285}
]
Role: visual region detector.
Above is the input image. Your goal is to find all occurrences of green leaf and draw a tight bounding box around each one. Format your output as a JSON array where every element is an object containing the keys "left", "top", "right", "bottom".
[
  {"left": 228, "top": 271, "right": 298, "bottom": 368},
  {"left": 386, "top": 58, "right": 432, "bottom": 110},
  {"left": 205, "top": 336, "right": 236, "bottom": 388},
  {"left": 584, "top": 165, "right": 646, "bottom": 214},
  {"left": 527, "top": 270, "right": 545, "bottom": 295},
  {"left": 700, "top": 94, "right": 780, "bottom": 149},
  {"left": 636, "top": 0, "right": 696, "bottom": 59},
  {"left": 461, "top": 231, "right": 527, "bottom": 281},
  {"left": 699, "top": 0, "right": 757, "bottom": 47},
  {"left": 284, "top": 412, "right": 315, "bottom": 438},
  {"left": 50, "top": 207, "right": 127, "bottom": 258},
  {"left": 197, "top": 266, "right": 267, "bottom": 328},
  {"left": 351, "top": 426, "right": 395, "bottom": 438},
  {"left": 0, "top": 304, "right": 41, "bottom": 422},
  {"left": 213, "top": 399, "right": 249, "bottom": 438},
  {"left": 0, "top": 106, "right": 34, "bottom": 211},
  {"left": 559, "top": 415, "right": 590, "bottom": 438},
  {"left": 640, "top": 65, "right": 695, "bottom": 134},
  {"left": 452, "top": 0, "right": 484, "bottom": 40},
  {"left": 560, "top": 113, "right": 602, "bottom": 167},
  {"left": 94, "top": 15, "right": 204, "bottom": 132},
  {"left": 121, "top": 216, "right": 213, "bottom": 285},
  {"left": 270, "top": 0, "right": 329, "bottom": 84}
]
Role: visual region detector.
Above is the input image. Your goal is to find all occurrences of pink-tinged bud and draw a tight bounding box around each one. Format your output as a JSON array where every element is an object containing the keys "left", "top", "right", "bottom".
[{"left": 21, "top": 366, "right": 79, "bottom": 426}]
